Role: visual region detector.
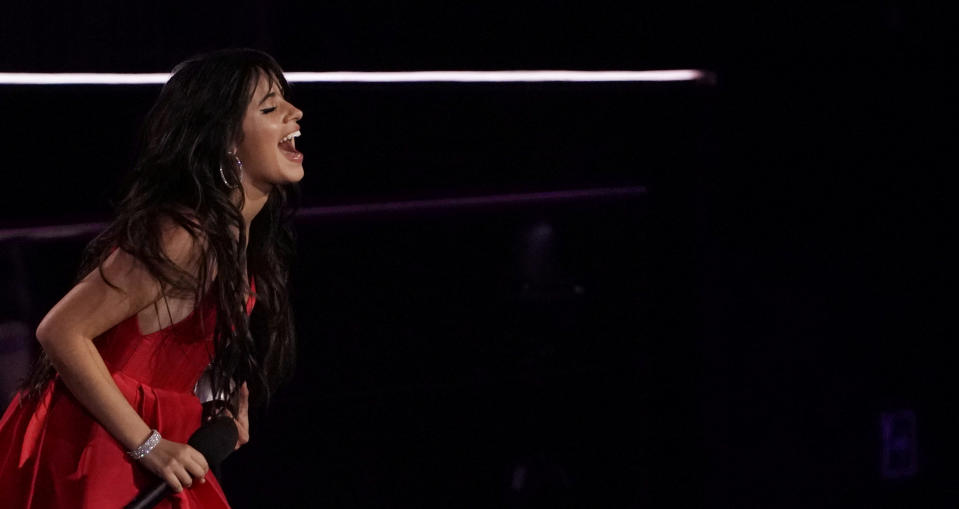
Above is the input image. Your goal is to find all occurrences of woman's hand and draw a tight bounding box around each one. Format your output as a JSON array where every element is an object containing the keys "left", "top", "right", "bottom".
[
  {"left": 138, "top": 438, "right": 209, "bottom": 493},
  {"left": 221, "top": 382, "right": 250, "bottom": 450}
]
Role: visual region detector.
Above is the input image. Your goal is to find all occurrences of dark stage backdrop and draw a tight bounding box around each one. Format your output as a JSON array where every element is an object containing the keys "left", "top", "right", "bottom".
[{"left": 0, "top": 2, "right": 954, "bottom": 507}]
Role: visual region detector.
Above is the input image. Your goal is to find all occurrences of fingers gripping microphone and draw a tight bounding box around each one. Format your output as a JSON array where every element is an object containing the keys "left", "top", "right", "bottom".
[{"left": 124, "top": 416, "right": 239, "bottom": 509}]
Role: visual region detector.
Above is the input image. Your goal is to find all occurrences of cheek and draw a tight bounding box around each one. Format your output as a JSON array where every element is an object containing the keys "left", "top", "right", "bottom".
[
  {"left": 259, "top": 137, "right": 278, "bottom": 159},
  {"left": 240, "top": 118, "right": 277, "bottom": 160},
  {"left": 244, "top": 134, "right": 279, "bottom": 166}
]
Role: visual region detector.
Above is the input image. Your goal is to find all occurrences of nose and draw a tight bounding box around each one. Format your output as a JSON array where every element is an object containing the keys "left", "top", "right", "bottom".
[{"left": 288, "top": 104, "right": 303, "bottom": 122}]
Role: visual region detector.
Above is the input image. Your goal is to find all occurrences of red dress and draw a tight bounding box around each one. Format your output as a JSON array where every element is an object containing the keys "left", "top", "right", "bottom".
[{"left": 0, "top": 278, "right": 255, "bottom": 508}]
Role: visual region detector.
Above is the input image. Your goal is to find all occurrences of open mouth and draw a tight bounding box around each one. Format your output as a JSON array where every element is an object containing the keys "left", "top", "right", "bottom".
[{"left": 278, "top": 130, "right": 303, "bottom": 161}]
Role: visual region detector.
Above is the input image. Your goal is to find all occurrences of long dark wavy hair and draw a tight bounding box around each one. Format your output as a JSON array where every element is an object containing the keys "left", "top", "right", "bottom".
[{"left": 20, "top": 48, "right": 298, "bottom": 417}]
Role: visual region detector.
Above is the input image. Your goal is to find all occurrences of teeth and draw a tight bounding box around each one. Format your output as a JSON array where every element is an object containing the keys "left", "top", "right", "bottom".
[{"left": 280, "top": 130, "right": 301, "bottom": 143}]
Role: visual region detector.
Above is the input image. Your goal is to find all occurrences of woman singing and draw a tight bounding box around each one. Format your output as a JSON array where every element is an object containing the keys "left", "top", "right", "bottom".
[{"left": 0, "top": 48, "right": 303, "bottom": 507}]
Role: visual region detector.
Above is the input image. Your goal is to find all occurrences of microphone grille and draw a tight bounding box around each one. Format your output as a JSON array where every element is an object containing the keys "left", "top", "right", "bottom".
[{"left": 187, "top": 416, "right": 238, "bottom": 467}]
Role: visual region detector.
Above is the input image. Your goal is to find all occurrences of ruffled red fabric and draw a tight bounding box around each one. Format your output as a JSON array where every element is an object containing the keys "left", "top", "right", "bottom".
[{"left": 0, "top": 277, "right": 255, "bottom": 508}]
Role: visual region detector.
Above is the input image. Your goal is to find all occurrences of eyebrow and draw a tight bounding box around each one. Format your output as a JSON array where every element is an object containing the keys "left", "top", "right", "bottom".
[{"left": 257, "top": 90, "right": 277, "bottom": 106}]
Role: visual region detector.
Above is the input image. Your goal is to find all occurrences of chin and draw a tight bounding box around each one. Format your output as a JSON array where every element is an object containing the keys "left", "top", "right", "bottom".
[
  {"left": 273, "top": 161, "right": 305, "bottom": 184},
  {"left": 286, "top": 165, "right": 305, "bottom": 183}
]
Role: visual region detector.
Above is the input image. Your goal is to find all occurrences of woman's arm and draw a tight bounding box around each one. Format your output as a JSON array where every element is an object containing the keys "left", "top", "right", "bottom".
[{"left": 35, "top": 225, "right": 209, "bottom": 492}]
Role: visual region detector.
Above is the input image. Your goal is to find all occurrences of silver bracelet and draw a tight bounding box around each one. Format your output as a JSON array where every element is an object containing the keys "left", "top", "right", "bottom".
[{"left": 127, "top": 429, "right": 161, "bottom": 460}]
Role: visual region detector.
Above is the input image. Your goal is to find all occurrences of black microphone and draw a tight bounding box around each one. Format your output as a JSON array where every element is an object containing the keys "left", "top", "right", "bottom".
[{"left": 124, "top": 416, "right": 239, "bottom": 509}]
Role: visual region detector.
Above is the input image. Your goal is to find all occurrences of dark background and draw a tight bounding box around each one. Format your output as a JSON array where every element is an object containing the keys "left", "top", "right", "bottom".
[{"left": 0, "top": 2, "right": 954, "bottom": 507}]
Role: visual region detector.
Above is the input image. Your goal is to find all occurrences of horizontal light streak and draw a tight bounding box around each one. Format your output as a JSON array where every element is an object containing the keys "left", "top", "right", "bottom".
[
  {"left": 298, "top": 186, "right": 647, "bottom": 217},
  {"left": 286, "top": 70, "right": 707, "bottom": 83},
  {"left": 0, "top": 187, "right": 647, "bottom": 241},
  {"left": 0, "top": 70, "right": 708, "bottom": 85},
  {"left": 0, "top": 73, "right": 171, "bottom": 85}
]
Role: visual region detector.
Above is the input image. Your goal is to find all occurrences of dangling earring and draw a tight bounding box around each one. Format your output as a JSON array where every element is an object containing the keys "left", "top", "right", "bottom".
[
  {"left": 219, "top": 153, "right": 243, "bottom": 189},
  {"left": 234, "top": 154, "right": 244, "bottom": 180}
]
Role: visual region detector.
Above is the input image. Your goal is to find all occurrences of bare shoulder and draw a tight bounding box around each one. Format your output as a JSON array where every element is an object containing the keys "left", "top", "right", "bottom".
[
  {"left": 36, "top": 217, "right": 211, "bottom": 343},
  {"left": 156, "top": 212, "right": 211, "bottom": 276},
  {"left": 36, "top": 246, "right": 161, "bottom": 343}
]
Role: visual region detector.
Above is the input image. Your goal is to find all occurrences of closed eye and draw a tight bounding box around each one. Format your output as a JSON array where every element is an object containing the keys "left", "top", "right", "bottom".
[{"left": 261, "top": 107, "right": 277, "bottom": 114}]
